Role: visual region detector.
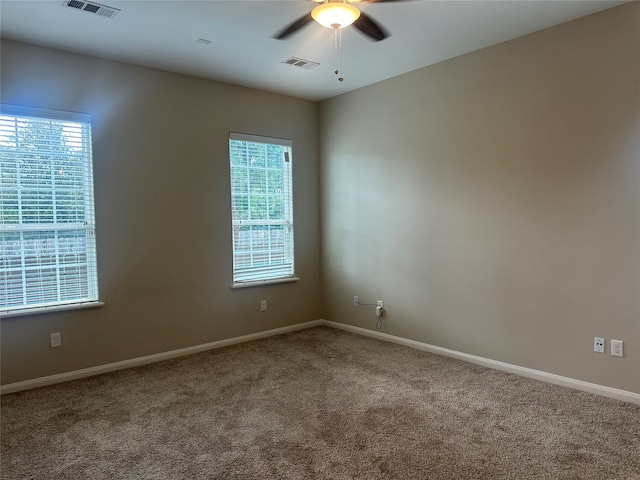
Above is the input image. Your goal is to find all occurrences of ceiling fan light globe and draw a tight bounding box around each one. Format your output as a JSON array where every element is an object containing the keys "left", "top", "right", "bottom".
[{"left": 311, "top": 2, "right": 361, "bottom": 29}]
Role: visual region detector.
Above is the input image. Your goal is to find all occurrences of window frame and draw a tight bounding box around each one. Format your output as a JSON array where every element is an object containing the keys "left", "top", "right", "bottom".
[
  {"left": 228, "top": 132, "right": 297, "bottom": 288},
  {"left": 0, "top": 104, "right": 102, "bottom": 317}
]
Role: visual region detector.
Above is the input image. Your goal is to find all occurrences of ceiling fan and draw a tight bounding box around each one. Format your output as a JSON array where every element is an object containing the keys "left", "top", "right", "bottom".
[{"left": 274, "top": 0, "right": 404, "bottom": 42}]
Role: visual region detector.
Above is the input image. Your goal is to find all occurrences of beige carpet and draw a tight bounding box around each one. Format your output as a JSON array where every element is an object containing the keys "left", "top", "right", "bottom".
[{"left": 2, "top": 326, "right": 639, "bottom": 479}]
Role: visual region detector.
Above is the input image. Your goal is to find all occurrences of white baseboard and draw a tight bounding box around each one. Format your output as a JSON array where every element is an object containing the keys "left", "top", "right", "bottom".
[
  {"left": 3, "top": 318, "right": 639, "bottom": 405},
  {"left": 322, "top": 320, "right": 640, "bottom": 405},
  {"left": 0, "top": 320, "right": 323, "bottom": 395}
]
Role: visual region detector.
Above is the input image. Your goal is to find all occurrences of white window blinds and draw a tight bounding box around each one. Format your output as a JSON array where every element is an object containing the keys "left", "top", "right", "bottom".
[
  {"left": 0, "top": 105, "right": 99, "bottom": 314},
  {"left": 229, "top": 133, "right": 294, "bottom": 284}
]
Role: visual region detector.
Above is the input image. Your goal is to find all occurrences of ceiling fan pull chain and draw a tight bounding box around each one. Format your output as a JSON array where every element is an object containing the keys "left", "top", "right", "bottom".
[
  {"left": 334, "top": 27, "right": 344, "bottom": 82},
  {"left": 338, "top": 28, "right": 344, "bottom": 82},
  {"left": 334, "top": 28, "right": 339, "bottom": 76}
]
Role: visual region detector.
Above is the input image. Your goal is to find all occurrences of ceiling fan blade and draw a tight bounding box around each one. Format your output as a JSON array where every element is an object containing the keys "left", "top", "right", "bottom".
[
  {"left": 273, "top": 13, "right": 314, "bottom": 40},
  {"left": 353, "top": 12, "right": 389, "bottom": 41}
]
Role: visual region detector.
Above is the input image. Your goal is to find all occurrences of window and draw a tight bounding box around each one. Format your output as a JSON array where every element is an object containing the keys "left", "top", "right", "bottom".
[
  {"left": 0, "top": 105, "right": 100, "bottom": 316},
  {"left": 229, "top": 133, "right": 295, "bottom": 285}
]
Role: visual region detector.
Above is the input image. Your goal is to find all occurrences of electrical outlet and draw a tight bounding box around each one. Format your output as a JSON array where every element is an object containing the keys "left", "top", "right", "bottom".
[
  {"left": 377, "top": 300, "right": 383, "bottom": 309},
  {"left": 353, "top": 296, "right": 359, "bottom": 307},
  {"left": 260, "top": 300, "right": 267, "bottom": 311},
  {"left": 50, "top": 332, "right": 61, "bottom": 348},
  {"left": 594, "top": 337, "right": 605, "bottom": 353},
  {"left": 611, "top": 339, "right": 623, "bottom": 357}
]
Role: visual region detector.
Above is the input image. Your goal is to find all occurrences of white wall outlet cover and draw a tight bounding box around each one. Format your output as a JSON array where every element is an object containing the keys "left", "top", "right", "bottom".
[
  {"left": 594, "top": 337, "right": 605, "bottom": 353},
  {"left": 50, "top": 332, "right": 61, "bottom": 348},
  {"left": 260, "top": 300, "right": 267, "bottom": 311},
  {"left": 611, "top": 339, "right": 623, "bottom": 357}
]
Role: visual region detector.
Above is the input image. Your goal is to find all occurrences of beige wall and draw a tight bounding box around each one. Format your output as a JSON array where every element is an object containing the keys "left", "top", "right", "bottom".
[
  {"left": 0, "top": 40, "right": 323, "bottom": 384},
  {"left": 319, "top": 3, "right": 640, "bottom": 393}
]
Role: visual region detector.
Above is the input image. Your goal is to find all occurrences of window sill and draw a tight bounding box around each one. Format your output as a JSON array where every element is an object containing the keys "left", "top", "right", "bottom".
[
  {"left": 0, "top": 301, "right": 105, "bottom": 319},
  {"left": 231, "top": 277, "right": 300, "bottom": 289}
]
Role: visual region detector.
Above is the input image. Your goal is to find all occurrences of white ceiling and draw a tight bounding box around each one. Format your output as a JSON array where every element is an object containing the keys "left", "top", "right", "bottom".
[{"left": 0, "top": 0, "right": 627, "bottom": 101}]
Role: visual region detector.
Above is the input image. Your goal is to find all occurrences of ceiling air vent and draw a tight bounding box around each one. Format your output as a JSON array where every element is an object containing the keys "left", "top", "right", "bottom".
[
  {"left": 281, "top": 57, "right": 320, "bottom": 71},
  {"left": 62, "top": 0, "right": 120, "bottom": 19}
]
